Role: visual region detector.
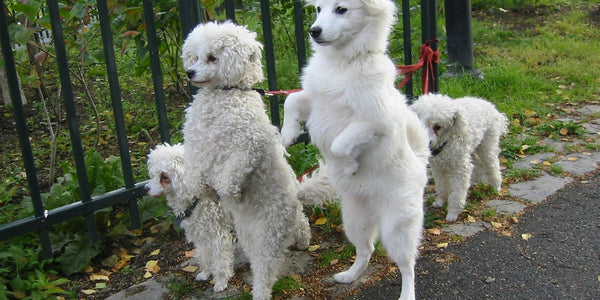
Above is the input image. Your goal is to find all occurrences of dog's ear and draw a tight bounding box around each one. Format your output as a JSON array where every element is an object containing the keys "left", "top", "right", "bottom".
[
  {"left": 168, "top": 158, "right": 185, "bottom": 190},
  {"left": 449, "top": 109, "right": 468, "bottom": 140}
]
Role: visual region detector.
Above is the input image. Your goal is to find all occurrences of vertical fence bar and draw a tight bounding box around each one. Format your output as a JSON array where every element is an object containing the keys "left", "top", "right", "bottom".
[
  {"left": 0, "top": 1, "right": 52, "bottom": 258},
  {"left": 96, "top": 0, "right": 140, "bottom": 228},
  {"left": 179, "top": 0, "right": 202, "bottom": 101},
  {"left": 260, "top": 0, "right": 280, "bottom": 127},
  {"left": 46, "top": 0, "right": 99, "bottom": 244},
  {"left": 420, "top": 0, "right": 438, "bottom": 93},
  {"left": 143, "top": 0, "right": 170, "bottom": 144},
  {"left": 224, "top": 0, "right": 237, "bottom": 23},
  {"left": 292, "top": 0, "right": 307, "bottom": 73},
  {"left": 401, "top": 0, "right": 414, "bottom": 99}
]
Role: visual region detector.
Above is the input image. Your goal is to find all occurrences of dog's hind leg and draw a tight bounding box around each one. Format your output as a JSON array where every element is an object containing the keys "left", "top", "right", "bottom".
[
  {"left": 293, "top": 205, "right": 311, "bottom": 250},
  {"left": 380, "top": 208, "right": 422, "bottom": 300},
  {"left": 334, "top": 197, "right": 378, "bottom": 283},
  {"left": 210, "top": 230, "right": 235, "bottom": 292},
  {"left": 473, "top": 136, "right": 504, "bottom": 191}
]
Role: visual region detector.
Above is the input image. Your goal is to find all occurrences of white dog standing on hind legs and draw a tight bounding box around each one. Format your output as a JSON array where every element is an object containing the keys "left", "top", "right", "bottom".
[
  {"left": 281, "top": 1, "right": 429, "bottom": 299},
  {"left": 410, "top": 94, "right": 508, "bottom": 222}
]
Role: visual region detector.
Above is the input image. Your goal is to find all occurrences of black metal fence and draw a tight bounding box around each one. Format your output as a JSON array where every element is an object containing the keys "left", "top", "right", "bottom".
[{"left": 0, "top": 0, "right": 438, "bottom": 259}]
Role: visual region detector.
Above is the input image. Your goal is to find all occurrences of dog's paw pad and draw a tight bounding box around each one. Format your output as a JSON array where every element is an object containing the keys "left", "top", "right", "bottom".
[{"left": 334, "top": 271, "right": 357, "bottom": 284}]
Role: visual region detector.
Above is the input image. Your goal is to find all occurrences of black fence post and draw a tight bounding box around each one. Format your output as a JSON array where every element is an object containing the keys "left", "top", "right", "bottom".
[
  {"left": 260, "top": 0, "right": 280, "bottom": 128},
  {"left": 421, "top": 0, "right": 439, "bottom": 93},
  {"left": 444, "top": 0, "right": 483, "bottom": 78},
  {"left": 179, "top": 0, "right": 202, "bottom": 100},
  {"left": 0, "top": 0, "right": 52, "bottom": 258},
  {"left": 401, "top": 0, "right": 414, "bottom": 99},
  {"left": 143, "top": 0, "right": 170, "bottom": 144}
]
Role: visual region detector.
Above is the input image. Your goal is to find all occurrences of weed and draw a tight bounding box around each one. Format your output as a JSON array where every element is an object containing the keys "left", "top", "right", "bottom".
[
  {"left": 272, "top": 276, "right": 303, "bottom": 295},
  {"left": 318, "top": 243, "right": 356, "bottom": 266},
  {"left": 532, "top": 120, "right": 586, "bottom": 140},
  {"left": 166, "top": 275, "right": 196, "bottom": 298},
  {"left": 584, "top": 143, "right": 600, "bottom": 151},
  {"left": 483, "top": 208, "right": 498, "bottom": 219},
  {"left": 504, "top": 168, "right": 542, "bottom": 183},
  {"left": 470, "top": 183, "right": 497, "bottom": 201},
  {"left": 549, "top": 165, "right": 563, "bottom": 176}
]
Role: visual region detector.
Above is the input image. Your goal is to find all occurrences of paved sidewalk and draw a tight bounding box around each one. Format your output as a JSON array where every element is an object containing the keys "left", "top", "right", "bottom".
[{"left": 352, "top": 169, "right": 600, "bottom": 299}]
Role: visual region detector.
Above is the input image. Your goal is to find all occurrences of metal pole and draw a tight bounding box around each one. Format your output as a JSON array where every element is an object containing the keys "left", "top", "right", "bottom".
[
  {"left": 421, "top": 0, "right": 439, "bottom": 93},
  {"left": 444, "top": 0, "right": 483, "bottom": 78}
]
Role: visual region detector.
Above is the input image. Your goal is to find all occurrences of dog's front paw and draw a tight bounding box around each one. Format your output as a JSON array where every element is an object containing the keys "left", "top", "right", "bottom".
[
  {"left": 445, "top": 210, "right": 460, "bottom": 223},
  {"left": 195, "top": 270, "right": 211, "bottom": 281},
  {"left": 281, "top": 123, "right": 302, "bottom": 147},
  {"left": 212, "top": 281, "right": 228, "bottom": 293},
  {"left": 334, "top": 270, "right": 358, "bottom": 284},
  {"left": 432, "top": 197, "right": 445, "bottom": 208}
]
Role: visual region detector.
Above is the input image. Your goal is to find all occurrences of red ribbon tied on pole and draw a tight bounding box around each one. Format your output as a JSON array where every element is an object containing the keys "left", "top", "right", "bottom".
[{"left": 396, "top": 39, "right": 440, "bottom": 94}]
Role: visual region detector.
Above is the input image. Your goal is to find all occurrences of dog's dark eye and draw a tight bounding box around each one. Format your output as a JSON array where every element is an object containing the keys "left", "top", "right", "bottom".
[
  {"left": 432, "top": 124, "right": 441, "bottom": 134},
  {"left": 160, "top": 172, "right": 171, "bottom": 185},
  {"left": 207, "top": 54, "right": 217, "bottom": 63},
  {"left": 335, "top": 6, "right": 348, "bottom": 14}
]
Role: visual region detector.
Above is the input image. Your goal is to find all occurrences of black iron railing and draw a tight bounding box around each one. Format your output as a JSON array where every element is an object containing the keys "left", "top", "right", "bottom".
[{"left": 0, "top": 0, "right": 438, "bottom": 259}]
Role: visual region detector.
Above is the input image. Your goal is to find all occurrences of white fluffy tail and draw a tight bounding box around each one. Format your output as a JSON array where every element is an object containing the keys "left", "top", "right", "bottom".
[{"left": 297, "top": 163, "right": 335, "bottom": 205}]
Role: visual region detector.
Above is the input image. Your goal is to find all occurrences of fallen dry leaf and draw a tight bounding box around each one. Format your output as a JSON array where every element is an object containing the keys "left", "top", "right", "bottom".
[
  {"left": 150, "top": 249, "right": 160, "bottom": 256},
  {"left": 559, "top": 128, "right": 569, "bottom": 135},
  {"left": 145, "top": 260, "right": 160, "bottom": 273},
  {"left": 542, "top": 161, "right": 552, "bottom": 166},
  {"left": 314, "top": 217, "right": 327, "bottom": 226},
  {"left": 185, "top": 250, "right": 195, "bottom": 258},
  {"left": 491, "top": 222, "right": 503, "bottom": 228},
  {"left": 89, "top": 274, "right": 109, "bottom": 281},
  {"left": 436, "top": 242, "right": 449, "bottom": 248},
  {"left": 521, "top": 233, "right": 533, "bottom": 241},
  {"left": 307, "top": 245, "right": 320, "bottom": 252},
  {"left": 82, "top": 289, "right": 97, "bottom": 295},
  {"left": 182, "top": 265, "right": 199, "bottom": 273},
  {"left": 427, "top": 228, "right": 442, "bottom": 235},
  {"left": 143, "top": 271, "right": 152, "bottom": 279},
  {"left": 466, "top": 215, "right": 476, "bottom": 223},
  {"left": 567, "top": 157, "right": 579, "bottom": 161}
]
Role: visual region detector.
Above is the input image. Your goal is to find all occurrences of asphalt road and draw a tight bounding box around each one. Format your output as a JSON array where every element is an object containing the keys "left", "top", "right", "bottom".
[{"left": 351, "top": 170, "right": 600, "bottom": 300}]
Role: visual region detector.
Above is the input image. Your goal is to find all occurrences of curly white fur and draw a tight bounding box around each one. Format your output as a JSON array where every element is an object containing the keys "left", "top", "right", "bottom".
[
  {"left": 281, "top": 1, "right": 429, "bottom": 299},
  {"left": 146, "top": 143, "right": 234, "bottom": 292},
  {"left": 410, "top": 94, "right": 508, "bottom": 222},
  {"left": 181, "top": 22, "right": 311, "bottom": 300}
]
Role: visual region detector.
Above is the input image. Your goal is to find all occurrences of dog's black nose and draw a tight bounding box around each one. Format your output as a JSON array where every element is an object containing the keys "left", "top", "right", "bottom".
[
  {"left": 186, "top": 70, "right": 195, "bottom": 79},
  {"left": 309, "top": 26, "right": 322, "bottom": 38}
]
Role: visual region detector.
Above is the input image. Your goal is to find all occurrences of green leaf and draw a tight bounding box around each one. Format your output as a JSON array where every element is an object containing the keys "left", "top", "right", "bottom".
[{"left": 59, "top": 235, "right": 99, "bottom": 276}]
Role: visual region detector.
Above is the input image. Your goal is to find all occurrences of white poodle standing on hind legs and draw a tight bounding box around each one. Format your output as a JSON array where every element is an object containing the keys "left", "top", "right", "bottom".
[
  {"left": 410, "top": 93, "right": 508, "bottom": 222},
  {"left": 180, "top": 21, "right": 311, "bottom": 300},
  {"left": 282, "top": 1, "right": 429, "bottom": 299}
]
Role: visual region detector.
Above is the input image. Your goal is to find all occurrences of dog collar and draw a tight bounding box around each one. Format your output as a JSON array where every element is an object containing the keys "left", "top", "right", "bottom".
[
  {"left": 431, "top": 141, "right": 447, "bottom": 156},
  {"left": 174, "top": 196, "right": 200, "bottom": 228}
]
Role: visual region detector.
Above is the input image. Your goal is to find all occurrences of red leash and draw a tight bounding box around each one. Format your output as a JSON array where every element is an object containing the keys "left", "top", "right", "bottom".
[
  {"left": 396, "top": 39, "right": 440, "bottom": 94},
  {"left": 297, "top": 164, "right": 319, "bottom": 182}
]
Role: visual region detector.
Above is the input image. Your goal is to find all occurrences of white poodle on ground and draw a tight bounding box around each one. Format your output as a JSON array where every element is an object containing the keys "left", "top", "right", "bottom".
[
  {"left": 146, "top": 143, "right": 234, "bottom": 292},
  {"left": 181, "top": 22, "right": 311, "bottom": 300},
  {"left": 281, "top": 1, "right": 429, "bottom": 299},
  {"left": 410, "top": 94, "right": 508, "bottom": 222}
]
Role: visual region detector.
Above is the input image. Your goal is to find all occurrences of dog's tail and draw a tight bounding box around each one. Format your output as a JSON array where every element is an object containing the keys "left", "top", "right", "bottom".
[{"left": 297, "top": 162, "right": 335, "bottom": 205}]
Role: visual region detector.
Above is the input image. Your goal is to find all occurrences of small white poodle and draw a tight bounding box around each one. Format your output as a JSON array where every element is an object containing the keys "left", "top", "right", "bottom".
[
  {"left": 181, "top": 21, "right": 311, "bottom": 300},
  {"left": 146, "top": 143, "right": 234, "bottom": 292},
  {"left": 410, "top": 94, "right": 508, "bottom": 222}
]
